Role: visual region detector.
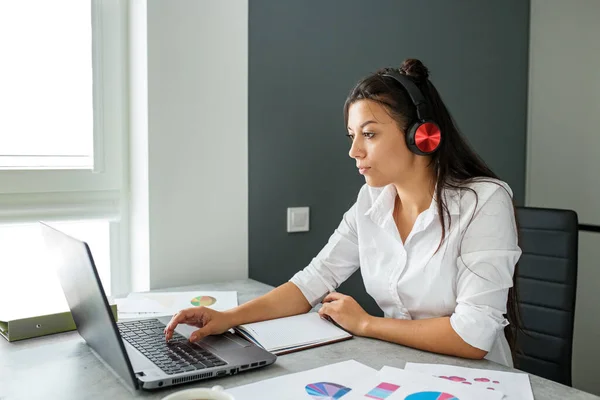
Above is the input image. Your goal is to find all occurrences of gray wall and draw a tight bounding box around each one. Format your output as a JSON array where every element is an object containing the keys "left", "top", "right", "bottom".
[{"left": 249, "top": 0, "right": 530, "bottom": 316}]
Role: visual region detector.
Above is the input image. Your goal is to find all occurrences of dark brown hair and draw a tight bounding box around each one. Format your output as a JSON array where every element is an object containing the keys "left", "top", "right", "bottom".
[{"left": 343, "top": 58, "right": 522, "bottom": 362}]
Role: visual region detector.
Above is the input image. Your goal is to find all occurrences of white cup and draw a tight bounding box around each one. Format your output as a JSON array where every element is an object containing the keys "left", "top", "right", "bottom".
[{"left": 161, "top": 385, "right": 235, "bottom": 400}]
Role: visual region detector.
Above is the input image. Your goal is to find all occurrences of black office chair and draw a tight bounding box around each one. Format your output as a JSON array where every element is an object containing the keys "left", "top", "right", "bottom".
[{"left": 512, "top": 206, "right": 578, "bottom": 386}]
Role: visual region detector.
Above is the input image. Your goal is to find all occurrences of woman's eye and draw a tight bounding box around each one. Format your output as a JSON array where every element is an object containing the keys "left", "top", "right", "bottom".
[
  {"left": 364, "top": 132, "right": 375, "bottom": 139},
  {"left": 346, "top": 134, "right": 354, "bottom": 142}
]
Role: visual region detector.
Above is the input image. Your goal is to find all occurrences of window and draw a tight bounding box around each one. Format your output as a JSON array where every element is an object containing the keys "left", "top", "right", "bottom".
[
  {"left": 0, "top": 1, "right": 128, "bottom": 299},
  {"left": 0, "top": 1, "right": 93, "bottom": 169}
]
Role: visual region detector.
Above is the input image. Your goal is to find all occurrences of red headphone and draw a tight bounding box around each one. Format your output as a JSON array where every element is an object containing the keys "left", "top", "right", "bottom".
[{"left": 382, "top": 71, "right": 442, "bottom": 155}]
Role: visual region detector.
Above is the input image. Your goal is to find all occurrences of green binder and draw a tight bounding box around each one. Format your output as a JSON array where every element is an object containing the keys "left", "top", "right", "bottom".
[{"left": 0, "top": 303, "right": 118, "bottom": 342}]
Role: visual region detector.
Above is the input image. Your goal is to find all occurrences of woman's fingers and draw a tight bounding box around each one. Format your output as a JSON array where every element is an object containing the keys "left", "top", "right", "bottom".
[
  {"left": 322, "top": 292, "right": 344, "bottom": 303},
  {"left": 164, "top": 308, "right": 203, "bottom": 341},
  {"left": 189, "top": 326, "right": 211, "bottom": 342}
]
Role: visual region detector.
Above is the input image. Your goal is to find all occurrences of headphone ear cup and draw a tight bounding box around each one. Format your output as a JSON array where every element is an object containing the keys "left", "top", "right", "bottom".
[
  {"left": 405, "top": 122, "right": 423, "bottom": 155},
  {"left": 406, "top": 121, "right": 441, "bottom": 155}
]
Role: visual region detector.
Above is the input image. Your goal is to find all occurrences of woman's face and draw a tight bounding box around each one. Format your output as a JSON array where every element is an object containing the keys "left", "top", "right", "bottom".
[{"left": 347, "top": 99, "right": 424, "bottom": 187}]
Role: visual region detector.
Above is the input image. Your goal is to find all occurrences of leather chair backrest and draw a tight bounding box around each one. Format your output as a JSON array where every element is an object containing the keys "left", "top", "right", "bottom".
[{"left": 513, "top": 206, "right": 578, "bottom": 386}]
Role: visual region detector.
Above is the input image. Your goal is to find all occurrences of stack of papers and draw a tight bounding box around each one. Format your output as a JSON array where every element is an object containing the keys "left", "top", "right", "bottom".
[
  {"left": 227, "top": 360, "right": 534, "bottom": 400},
  {"left": 115, "top": 291, "right": 238, "bottom": 319}
]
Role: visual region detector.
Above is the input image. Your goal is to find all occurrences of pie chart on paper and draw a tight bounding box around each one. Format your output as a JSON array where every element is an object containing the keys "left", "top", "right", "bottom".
[
  {"left": 405, "top": 392, "right": 460, "bottom": 400},
  {"left": 190, "top": 296, "right": 217, "bottom": 307},
  {"left": 305, "top": 382, "right": 351, "bottom": 399}
]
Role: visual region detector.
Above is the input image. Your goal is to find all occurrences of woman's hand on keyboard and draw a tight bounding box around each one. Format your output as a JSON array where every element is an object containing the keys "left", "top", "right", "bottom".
[{"left": 164, "top": 307, "right": 232, "bottom": 343}]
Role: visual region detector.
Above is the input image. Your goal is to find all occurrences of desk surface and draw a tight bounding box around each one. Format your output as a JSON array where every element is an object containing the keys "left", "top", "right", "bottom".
[{"left": 1, "top": 279, "right": 598, "bottom": 400}]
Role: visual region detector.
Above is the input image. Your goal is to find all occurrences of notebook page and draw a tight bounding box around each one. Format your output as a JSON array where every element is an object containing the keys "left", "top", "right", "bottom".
[{"left": 237, "top": 312, "right": 351, "bottom": 351}]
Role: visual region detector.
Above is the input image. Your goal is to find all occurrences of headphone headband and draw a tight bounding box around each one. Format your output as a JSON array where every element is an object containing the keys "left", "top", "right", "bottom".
[
  {"left": 380, "top": 70, "right": 442, "bottom": 155},
  {"left": 381, "top": 71, "right": 433, "bottom": 121}
]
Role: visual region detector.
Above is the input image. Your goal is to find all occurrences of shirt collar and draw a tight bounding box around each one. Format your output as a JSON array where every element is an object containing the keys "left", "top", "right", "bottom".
[
  {"left": 433, "top": 184, "right": 461, "bottom": 216},
  {"left": 364, "top": 183, "right": 461, "bottom": 227},
  {"left": 364, "top": 185, "right": 397, "bottom": 227}
]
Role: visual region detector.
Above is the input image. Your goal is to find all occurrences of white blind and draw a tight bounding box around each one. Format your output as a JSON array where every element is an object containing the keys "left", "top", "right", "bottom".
[{"left": 0, "top": 1, "right": 93, "bottom": 168}]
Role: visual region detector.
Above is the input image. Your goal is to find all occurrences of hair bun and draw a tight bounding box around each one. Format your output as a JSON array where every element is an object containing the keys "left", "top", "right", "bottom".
[{"left": 399, "top": 59, "right": 430, "bottom": 81}]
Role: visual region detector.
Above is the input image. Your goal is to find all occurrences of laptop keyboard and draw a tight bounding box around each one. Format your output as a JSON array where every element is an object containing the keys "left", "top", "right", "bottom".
[{"left": 117, "top": 319, "right": 227, "bottom": 375}]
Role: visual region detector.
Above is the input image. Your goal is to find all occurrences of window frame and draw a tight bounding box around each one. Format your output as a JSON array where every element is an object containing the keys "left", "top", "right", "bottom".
[{"left": 0, "top": 0, "right": 130, "bottom": 296}]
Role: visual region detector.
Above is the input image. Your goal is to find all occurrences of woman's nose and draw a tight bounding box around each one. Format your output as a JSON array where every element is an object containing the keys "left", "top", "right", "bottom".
[{"left": 348, "top": 137, "right": 364, "bottom": 159}]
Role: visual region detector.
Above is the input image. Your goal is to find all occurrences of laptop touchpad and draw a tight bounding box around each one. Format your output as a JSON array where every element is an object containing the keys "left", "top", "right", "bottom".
[{"left": 200, "top": 333, "right": 250, "bottom": 350}]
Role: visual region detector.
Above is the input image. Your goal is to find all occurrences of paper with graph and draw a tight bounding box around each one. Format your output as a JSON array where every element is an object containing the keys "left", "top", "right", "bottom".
[
  {"left": 227, "top": 360, "right": 507, "bottom": 400},
  {"left": 344, "top": 366, "right": 504, "bottom": 400},
  {"left": 227, "top": 360, "right": 377, "bottom": 400},
  {"left": 405, "top": 362, "right": 533, "bottom": 400},
  {"left": 115, "top": 291, "right": 238, "bottom": 318}
]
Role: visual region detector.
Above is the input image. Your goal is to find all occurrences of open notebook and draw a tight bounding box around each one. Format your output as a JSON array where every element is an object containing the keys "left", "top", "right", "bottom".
[{"left": 233, "top": 312, "right": 353, "bottom": 355}]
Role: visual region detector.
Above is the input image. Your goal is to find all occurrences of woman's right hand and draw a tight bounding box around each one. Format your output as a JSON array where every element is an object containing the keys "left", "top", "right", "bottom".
[{"left": 163, "top": 306, "right": 234, "bottom": 343}]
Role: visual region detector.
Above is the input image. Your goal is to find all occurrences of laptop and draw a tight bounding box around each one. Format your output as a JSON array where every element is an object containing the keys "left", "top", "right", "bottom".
[{"left": 40, "top": 222, "right": 277, "bottom": 390}]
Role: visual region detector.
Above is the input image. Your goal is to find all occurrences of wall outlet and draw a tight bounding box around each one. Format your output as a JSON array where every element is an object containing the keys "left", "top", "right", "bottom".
[{"left": 287, "top": 207, "right": 309, "bottom": 233}]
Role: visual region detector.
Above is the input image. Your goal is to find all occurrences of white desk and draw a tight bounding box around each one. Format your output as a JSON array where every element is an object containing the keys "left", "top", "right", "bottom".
[{"left": 1, "top": 279, "right": 598, "bottom": 400}]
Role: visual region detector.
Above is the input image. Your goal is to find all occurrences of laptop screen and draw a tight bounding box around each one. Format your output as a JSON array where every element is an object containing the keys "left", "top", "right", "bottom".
[{"left": 40, "top": 222, "right": 138, "bottom": 390}]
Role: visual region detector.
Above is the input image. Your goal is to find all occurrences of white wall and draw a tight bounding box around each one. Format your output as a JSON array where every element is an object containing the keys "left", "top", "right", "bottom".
[
  {"left": 128, "top": 0, "right": 150, "bottom": 293},
  {"left": 527, "top": 0, "right": 600, "bottom": 395},
  {"left": 130, "top": 0, "right": 249, "bottom": 290}
]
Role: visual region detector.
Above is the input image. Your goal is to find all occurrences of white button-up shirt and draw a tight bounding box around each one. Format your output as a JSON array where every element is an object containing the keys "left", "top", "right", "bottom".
[{"left": 289, "top": 178, "right": 521, "bottom": 367}]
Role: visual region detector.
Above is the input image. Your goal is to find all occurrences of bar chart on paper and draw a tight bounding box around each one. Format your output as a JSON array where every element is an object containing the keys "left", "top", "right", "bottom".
[{"left": 365, "top": 382, "right": 401, "bottom": 399}]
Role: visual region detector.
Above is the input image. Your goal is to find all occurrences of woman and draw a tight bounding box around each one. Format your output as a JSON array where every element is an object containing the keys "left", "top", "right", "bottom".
[{"left": 164, "top": 59, "right": 522, "bottom": 368}]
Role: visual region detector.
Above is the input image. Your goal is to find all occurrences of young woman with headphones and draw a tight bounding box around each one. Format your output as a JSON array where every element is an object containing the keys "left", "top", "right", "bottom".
[{"left": 164, "top": 59, "right": 522, "bottom": 368}]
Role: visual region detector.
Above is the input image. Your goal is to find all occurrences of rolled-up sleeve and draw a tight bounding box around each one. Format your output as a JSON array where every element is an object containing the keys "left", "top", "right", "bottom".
[
  {"left": 289, "top": 203, "right": 360, "bottom": 307},
  {"left": 449, "top": 185, "right": 522, "bottom": 352}
]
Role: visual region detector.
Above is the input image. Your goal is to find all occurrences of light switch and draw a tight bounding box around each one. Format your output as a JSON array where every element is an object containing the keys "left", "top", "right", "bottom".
[{"left": 287, "top": 207, "right": 310, "bottom": 233}]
